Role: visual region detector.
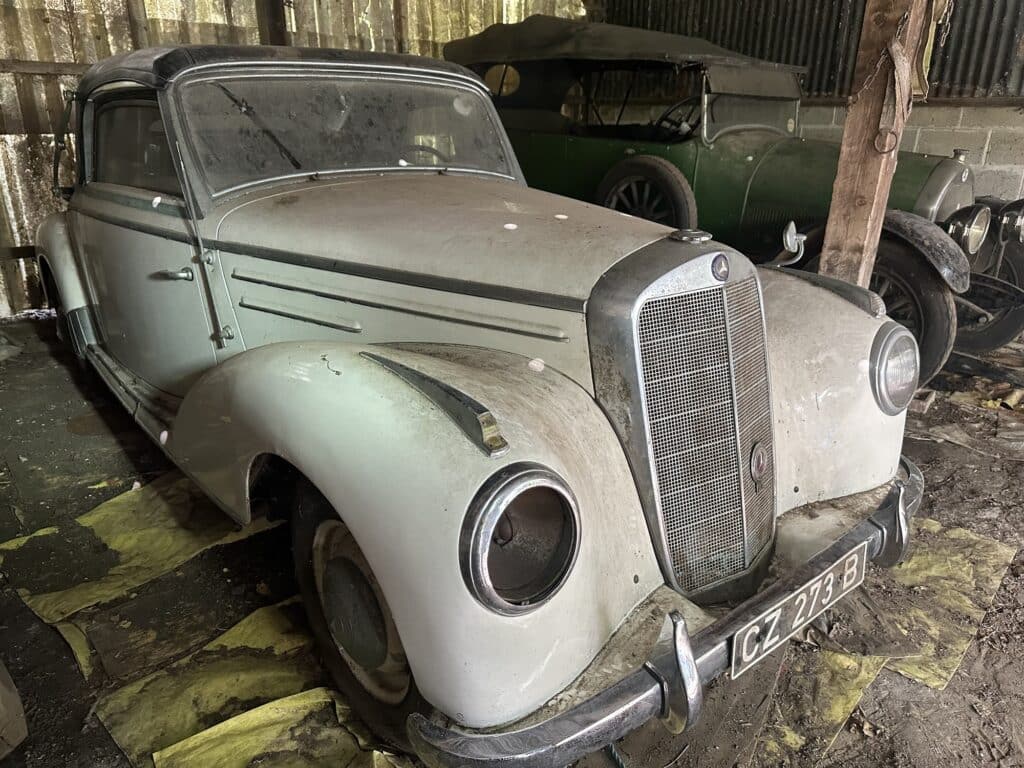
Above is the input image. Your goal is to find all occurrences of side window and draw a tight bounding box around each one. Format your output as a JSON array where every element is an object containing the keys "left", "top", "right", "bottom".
[{"left": 94, "top": 100, "right": 181, "bottom": 196}]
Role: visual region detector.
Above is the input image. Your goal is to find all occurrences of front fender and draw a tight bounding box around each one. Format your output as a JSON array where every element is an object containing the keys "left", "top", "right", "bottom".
[
  {"left": 35, "top": 212, "right": 88, "bottom": 310},
  {"left": 881, "top": 209, "right": 970, "bottom": 293},
  {"left": 167, "top": 341, "right": 663, "bottom": 730},
  {"left": 759, "top": 268, "right": 907, "bottom": 513}
]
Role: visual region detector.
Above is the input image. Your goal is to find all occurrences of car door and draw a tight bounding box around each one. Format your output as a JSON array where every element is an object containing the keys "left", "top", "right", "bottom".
[{"left": 69, "top": 92, "right": 219, "bottom": 398}]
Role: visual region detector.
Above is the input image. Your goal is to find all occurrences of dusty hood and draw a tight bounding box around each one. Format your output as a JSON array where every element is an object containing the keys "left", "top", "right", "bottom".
[{"left": 210, "top": 173, "right": 670, "bottom": 306}]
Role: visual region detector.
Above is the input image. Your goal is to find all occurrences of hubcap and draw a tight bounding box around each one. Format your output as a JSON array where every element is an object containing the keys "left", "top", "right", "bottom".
[
  {"left": 606, "top": 177, "right": 676, "bottom": 225},
  {"left": 312, "top": 520, "right": 411, "bottom": 704}
]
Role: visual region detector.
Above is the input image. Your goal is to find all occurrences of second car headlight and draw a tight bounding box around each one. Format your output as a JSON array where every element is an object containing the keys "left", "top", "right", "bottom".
[
  {"left": 944, "top": 204, "right": 992, "bottom": 256},
  {"left": 460, "top": 463, "right": 580, "bottom": 615},
  {"left": 870, "top": 322, "right": 919, "bottom": 415}
]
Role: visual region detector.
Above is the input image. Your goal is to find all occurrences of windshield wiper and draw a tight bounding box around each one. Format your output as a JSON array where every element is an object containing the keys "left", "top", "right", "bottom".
[{"left": 213, "top": 82, "right": 302, "bottom": 170}]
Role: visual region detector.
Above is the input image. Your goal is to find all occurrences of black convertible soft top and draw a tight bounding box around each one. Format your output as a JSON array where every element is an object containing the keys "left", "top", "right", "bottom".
[
  {"left": 77, "top": 44, "right": 475, "bottom": 97},
  {"left": 444, "top": 14, "right": 805, "bottom": 73}
]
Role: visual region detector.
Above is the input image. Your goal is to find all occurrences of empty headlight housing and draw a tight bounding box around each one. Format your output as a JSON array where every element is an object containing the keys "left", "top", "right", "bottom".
[
  {"left": 870, "top": 322, "right": 919, "bottom": 415},
  {"left": 944, "top": 204, "right": 992, "bottom": 256},
  {"left": 460, "top": 463, "right": 580, "bottom": 615}
]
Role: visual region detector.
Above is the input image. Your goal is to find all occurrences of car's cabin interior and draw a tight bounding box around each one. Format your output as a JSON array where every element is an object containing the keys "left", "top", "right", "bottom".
[{"left": 484, "top": 60, "right": 705, "bottom": 143}]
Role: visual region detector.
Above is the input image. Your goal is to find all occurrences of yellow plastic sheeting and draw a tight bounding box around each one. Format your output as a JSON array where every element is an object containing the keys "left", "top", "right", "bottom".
[
  {"left": 54, "top": 621, "right": 97, "bottom": 680},
  {"left": 883, "top": 518, "right": 1016, "bottom": 689},
  {"left": 751, "top": 648, "right": 888, "bottom": 767},
  {"left": 0, "top": 472, "right": 277, "bottom": 623},
  {"left": 95, "top": 600, "right": 325, "bottom": 767},
  {"left": 151, "top": 687, "right": 413, "bottom": 768}
]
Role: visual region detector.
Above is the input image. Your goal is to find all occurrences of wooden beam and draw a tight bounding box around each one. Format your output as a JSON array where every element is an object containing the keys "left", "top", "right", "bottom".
[
  {"left": 0, "top": 60, "right": 90, "bottom": 77},
  {"left": 817, "top": 0, "right": 934, "bottom": 288}
]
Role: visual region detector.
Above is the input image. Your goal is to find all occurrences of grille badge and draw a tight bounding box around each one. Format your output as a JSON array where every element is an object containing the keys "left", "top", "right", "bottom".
[
  {"left": 711, "top": 254, "right": 730, "bottom": 282},
  {"left": 750, "top": 442, "right": 769, "bottom": 483}
]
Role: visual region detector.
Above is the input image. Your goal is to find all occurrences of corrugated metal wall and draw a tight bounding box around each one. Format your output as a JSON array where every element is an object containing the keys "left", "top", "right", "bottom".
[
  {"left": 602, "top": 0, "right": 1024, "bottom": 100},
  {"left": 0, "top": 0, "right": 584, "bottom": 316}
]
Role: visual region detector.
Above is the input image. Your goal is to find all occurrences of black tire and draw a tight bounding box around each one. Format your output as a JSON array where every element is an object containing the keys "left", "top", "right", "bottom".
[
  {"left": 869, "top": 238, "right": 957, "bottom": 385},
  {"left": 292, "top": 478, "right": 429, "bottom": 751},
  {"left": 954, "top": 242, "right": 1024, "bottom": 354},
  {"left": 595, "top": 155, "right": 698, "bottom": 228},
  {"left": 39, "top": 263, "right": 70, "bottom": 345}
]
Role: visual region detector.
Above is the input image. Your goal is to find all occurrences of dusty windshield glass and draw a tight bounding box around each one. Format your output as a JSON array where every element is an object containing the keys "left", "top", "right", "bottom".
[
  {"left": 178, "top": 74, "right": 512, "bottom": 194},
  {"left": 705, "top": 95, "right": 799, "bottom": 140}
]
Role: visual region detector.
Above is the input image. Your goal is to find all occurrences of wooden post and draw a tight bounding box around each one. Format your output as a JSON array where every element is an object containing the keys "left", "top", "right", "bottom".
[
  {"left": 256, "top": 0, "right": 288, "bottom": 46},
  {"left": 817, "top": 0, "right": 934, "bottom": 288}
]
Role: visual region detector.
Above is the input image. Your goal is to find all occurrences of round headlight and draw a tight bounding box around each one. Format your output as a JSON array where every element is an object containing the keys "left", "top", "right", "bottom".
[
  {"left": 945, "top": 204, "right": 991, "bottom": 256},
  {"left": 870, "top": 322, "right": 919, "bottom": 415},
  {"left": 460, "top": 463, "right": 579, "bottom": 615},
  {"left": 966, "top": 205, "right": 991, "bottom": 255}
]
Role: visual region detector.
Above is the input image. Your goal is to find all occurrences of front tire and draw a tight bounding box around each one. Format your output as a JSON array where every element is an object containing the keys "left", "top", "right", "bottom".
[{"left": 292, "top": 478, "right": 428, "bottom": 750}]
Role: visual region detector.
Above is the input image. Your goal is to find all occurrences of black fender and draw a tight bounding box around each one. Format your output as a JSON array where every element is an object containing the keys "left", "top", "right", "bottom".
[
  {"left": 878, "top": 210, "right": 970, "bottom": 294},
  {"left": 795, "top": 211, "right": 970, "bottom": 294}
]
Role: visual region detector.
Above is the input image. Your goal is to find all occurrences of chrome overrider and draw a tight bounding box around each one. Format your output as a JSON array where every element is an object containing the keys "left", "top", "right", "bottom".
[{"left": 408, "top": 457, "right": 923, "bottom": 768}]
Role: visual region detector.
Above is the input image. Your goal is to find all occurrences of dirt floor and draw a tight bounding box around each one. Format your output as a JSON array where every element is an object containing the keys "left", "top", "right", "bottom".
[{"left": 1, "top": 315, "right": 1022, "bottom": 767}]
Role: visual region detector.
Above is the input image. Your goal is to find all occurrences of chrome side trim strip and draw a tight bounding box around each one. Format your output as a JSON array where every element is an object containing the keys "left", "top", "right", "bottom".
[
  {"left": 212, "top": 239, "right": 585, "bottom": 313},
  {"left": 361, "top": 351, "right": 509, "bottom": 457},
  {"left": 237, "top": 295, "right": 362, "bottom": 333},
  {"left": 231, "top": 268, "right": 570, "bottom": 341},
  {"left": 69, "top": 206, "right": 193, "bottom": 244}
]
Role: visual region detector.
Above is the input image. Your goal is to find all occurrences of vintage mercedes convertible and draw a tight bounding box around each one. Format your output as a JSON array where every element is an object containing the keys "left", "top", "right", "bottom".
[{"left": 38, "top": 46, "right": 922, "bottom": 767}]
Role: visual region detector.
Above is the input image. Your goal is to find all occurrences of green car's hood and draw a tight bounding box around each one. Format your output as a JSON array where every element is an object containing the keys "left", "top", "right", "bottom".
[{"left": 702, "top": 131, "right": 970, "bottom": 254}]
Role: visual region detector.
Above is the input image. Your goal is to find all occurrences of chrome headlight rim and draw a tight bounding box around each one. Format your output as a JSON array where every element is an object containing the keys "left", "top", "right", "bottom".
[
  {"left": 460, "top": 462, "right": 580, "bottom": 616},
  {"left": 945, "top": 203, "right": 992, "bottom": 255},
  {"left": 870, "top": 321, "right": 920, "bottom": 416},
  {"left": 997, "top": 199, "right": 1024, "bottom": 245}
]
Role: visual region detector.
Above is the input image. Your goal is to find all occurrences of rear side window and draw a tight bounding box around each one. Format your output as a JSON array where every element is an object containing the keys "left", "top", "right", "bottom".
[{"left": 94, "top": 101, "right": 181, "bottom": 196}]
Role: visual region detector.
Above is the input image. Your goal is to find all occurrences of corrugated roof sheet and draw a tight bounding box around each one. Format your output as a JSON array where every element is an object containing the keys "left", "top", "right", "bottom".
[{"left": 601, "top": 0, "right": 1024, "bottom": 100}]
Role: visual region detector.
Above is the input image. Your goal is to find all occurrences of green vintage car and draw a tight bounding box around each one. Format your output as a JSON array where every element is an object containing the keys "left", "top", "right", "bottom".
[{"left": 445, "top": 15, "right": 1024, "bottom": 384}]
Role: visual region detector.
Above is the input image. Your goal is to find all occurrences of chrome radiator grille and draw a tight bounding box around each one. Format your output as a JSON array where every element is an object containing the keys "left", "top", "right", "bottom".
[{"left": 636, "top": 275, "right": 774, "bottom": 594}]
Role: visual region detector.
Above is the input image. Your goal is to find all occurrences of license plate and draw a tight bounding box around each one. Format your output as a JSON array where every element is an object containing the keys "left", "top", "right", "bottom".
[{"left": 730, "top": 540, "right": 868, "bottom": 678}]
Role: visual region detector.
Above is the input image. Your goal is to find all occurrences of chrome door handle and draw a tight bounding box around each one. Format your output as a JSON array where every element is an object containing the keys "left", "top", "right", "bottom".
[{"left": 156, "top": 267, "right": 194, "bottom": 281}]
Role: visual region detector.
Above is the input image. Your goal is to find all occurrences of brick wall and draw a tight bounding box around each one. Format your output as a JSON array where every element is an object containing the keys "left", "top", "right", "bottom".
[{"left": 799, "top": 104, "right": 1024, "bottom": 200}]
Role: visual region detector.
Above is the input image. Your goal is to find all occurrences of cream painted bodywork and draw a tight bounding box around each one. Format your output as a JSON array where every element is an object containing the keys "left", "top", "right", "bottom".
[
  {"left": 167, "top": 342, "right": 662, "bottom": 728},
  {"left": 210, "top": 174, "right": 669, "bottom": 305},
  {"left": 35, "top": 213, "right": 88, "bottom": 311},
  {"left": 761, "top": 269, "right": 906, "bottom": 512}
]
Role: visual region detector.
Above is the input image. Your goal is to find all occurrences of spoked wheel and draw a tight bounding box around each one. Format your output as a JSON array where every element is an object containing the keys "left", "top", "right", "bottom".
[
  {"left": 868, "top": 238, "right": 957, "bottom": 385},
  {"left": 954, "top": 242, "right": 1024, "bottom": 354},
  {"left": 292, "top": 478, "right": 428, "bottom": 750},
  {"left": 596, "top": 156, "right": 698, "bottom": 228},
  {"left": 606, "top": 177, "right": 676, "bottom": 224}
]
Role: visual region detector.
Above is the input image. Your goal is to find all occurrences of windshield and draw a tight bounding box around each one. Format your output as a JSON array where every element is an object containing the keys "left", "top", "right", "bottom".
[
  {"left": 177, "top": 73, "right": 513, "bottom": 195},
  {"left": 705, "top": 94, "right": 799, "bottom": 141}
]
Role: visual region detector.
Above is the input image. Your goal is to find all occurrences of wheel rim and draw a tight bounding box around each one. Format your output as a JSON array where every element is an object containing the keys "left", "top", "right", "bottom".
[
  {"left": 870, "top": 265, "right": 924, "bottom": 340},
  {"left": 958, "top": 250, "right": 1022, "bottom": 333},
  {"left": 312, "top": 520, "right": 411, "bottom": 705},
  {"left": 605, "top": 176, "right": 676, "bottom": 225}
]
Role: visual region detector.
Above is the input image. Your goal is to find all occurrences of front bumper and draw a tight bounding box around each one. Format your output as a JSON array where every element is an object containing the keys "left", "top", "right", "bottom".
[{"left": 408, "top": 457, "right": 924, "bottom": 768}]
